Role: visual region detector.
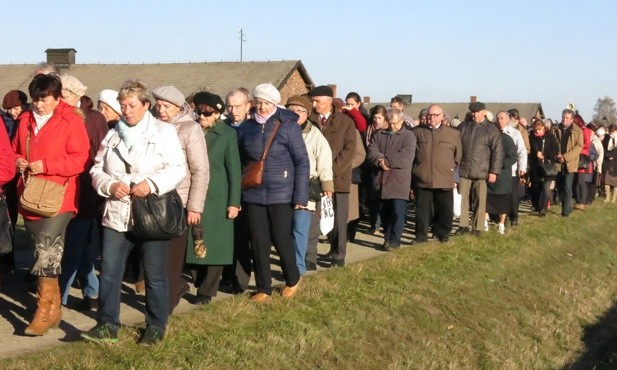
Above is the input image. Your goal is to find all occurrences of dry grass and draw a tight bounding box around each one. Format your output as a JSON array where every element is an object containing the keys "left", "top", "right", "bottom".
[{"left": 3, "top": 202, "right": 617, "bottom": 369}]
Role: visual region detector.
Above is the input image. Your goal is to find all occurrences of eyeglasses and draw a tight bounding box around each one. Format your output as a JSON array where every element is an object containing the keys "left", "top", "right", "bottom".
[
  {"left": 195, "top": 109, "right": 215, "bottom": 117},
  {"left": 427, "top": 113, "right": 442, "bottom": 117}
]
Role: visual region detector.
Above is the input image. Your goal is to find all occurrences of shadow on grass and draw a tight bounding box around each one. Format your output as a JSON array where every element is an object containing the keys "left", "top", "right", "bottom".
[{"left": 564, "top": 300, "right": 617, "bottom": 369}]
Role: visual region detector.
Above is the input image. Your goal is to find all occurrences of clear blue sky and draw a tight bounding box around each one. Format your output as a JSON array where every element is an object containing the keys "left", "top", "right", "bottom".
[{"left": 2, "top": 0, "right": 615, "bottom": 121}]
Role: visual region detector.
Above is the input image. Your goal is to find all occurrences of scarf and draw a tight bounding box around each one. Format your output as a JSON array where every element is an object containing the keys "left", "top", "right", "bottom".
[
  {"left": 117, "top": 111, "right": 151, "bottom": 150},
  {"left": 254, "top": 107, "right": 277, "bottom": 124}
]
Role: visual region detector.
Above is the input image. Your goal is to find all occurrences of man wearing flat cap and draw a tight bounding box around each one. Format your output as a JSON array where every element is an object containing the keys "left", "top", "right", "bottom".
[
  {"left": 455, "top": 101, "right": 503, "bottom": 236},
  {"left": 308, "top": 85, "right": 356, "bottom": 267}
]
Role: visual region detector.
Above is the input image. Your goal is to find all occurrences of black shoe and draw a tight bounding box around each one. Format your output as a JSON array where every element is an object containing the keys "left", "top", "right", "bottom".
[
  {"left": 194, "top": 294, "right": 211, "bottom": 305},
  {"left": 306, "top": 262, "right": 317, "bottom": 271},
  {"left": 330, "top": 258, "right": 345, "bottom": 268},
  {"left": 77, "top": 296, "right": 98, "bottom": 311},
  {"left": 411, "top": 239, "right": 427, "bottom": 246},
  {"left": 471, "top": 230, "right": 481, "bottom": 236},
  {"left": 139, "top": 326, "right": 165, "bottom": 346},
  {"left": 510, "top": 219, "right": 519, "bottom": 227},
  {"left": 389, "top": 243, "right": 401, "bottom": 250},
  {"left": 538, "top": 209, "right": 547, "bottom": 217},
  {"left": 437, "top": 235, "right": 449, "bottom": 243},
  {"left": 455, "top": 227, "right": 469, "bottom": 236},
  {"left": 382, "top": 241, "right": 391, "bottom": 251},
  {"left": 81, "top": 323, "right": 118, "bottom": 344}
]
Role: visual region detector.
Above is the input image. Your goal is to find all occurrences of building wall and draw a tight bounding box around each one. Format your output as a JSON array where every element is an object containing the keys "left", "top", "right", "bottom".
[{"left": 279, "top": 69, "right": 310, "bottom": 104}]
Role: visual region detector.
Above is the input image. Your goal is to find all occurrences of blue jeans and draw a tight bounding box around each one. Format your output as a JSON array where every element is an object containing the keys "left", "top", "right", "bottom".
[
  {"left": 293, "top": 209, "right": 312, "bottom": 275},
  {"left": 558, "top": 172, "right": 574, "bottom": 216},
  {"left": 98, "top": 227, "right": 169, "bottom": 331},
  {"left": 381, "top": 199, "right": 408, "bottom": 246},
  {"left": 60, "top": 218, "right": 100, "bottom": 305}
]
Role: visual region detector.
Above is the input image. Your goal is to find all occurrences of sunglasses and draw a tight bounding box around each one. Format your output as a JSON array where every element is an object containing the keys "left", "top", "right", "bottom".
[{"left": 195, "top": 109, "right": 215, "bottom": 117}]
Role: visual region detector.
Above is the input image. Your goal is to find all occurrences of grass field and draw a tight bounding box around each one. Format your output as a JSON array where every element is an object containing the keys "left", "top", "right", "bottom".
[{"left": 2, "top": 202, "right": 617, "bottom": 369}]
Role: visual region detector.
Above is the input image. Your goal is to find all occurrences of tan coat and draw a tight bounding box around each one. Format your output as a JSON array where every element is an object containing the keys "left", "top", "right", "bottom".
[{"left": 551, "top": 123, "right": 583, "bottom": 173}]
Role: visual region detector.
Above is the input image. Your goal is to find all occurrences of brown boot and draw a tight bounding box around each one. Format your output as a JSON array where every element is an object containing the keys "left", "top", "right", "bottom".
[
  {"left": 49, "top": 277, "right": 62, "bottom": 328},
  {"left": 25, "top": 276, "right": 56, "bottom": 336},
  {"left": 605, "top": 185, "right": 612, "bottom": 203}
]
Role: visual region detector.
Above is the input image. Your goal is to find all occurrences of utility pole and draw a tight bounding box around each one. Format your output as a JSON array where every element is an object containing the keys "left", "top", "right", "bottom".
[{"left": 239, "top": 29, "right": 246, "bottom": 62}]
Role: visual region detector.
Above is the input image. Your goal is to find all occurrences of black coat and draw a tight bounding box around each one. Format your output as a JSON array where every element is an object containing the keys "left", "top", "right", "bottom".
[{"left": 529, "top": 131, "right": 560, "bottom": 181}]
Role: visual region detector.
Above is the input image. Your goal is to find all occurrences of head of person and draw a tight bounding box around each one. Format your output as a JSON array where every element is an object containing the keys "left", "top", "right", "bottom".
[
  {"left": 532, "top": 117, "right": 545, "bottom": 135},
  {"left": 389, "top": 96, "right": 407, "bottom": 112},
  {"left": 369, "top": 105, "right": 389, "bottom": 130},
  {"left": 426, "top": 104, "right": 444, "bottom": 128},
  {"left": 285, "top": 95, "right": 311, "bottom": 125},
  {"left": 561, "top": 109, "right": 575, "bottom": 128},
  {"left": 519, "top": 117, "right": 529, "bottom": 128},
  {"left": 609, "top": 123, "right": 617, "bottom": 137},
  {"left": 309, "top": 85, "right": 334, "bottom": 115},
  {"left": 418, "top": 108, "right": 428, "bottom": 125},
  {"left": 469, "top": 102, "right": 487, "bottom": 124},
  {"left": 60, "top": 74, "right": 87, "bottom": 107},
  {"left": 496, "top": 111, "right": 510, "bottom": 129},
  {"left": 193, "top": 91, "right": 225, "bottom": 128},
  {"left": 34, "top": 62, "right": 60, "bottom": 76},
  {"left": 2, "top": 90, "right": 28, "bottom": 120},
  {"left": 117, "top": 79, "right": 152, "bottom": 126},
  {"left": 98, "top": 89, "right": 122, "bottom": 123},
  {"left": 507, "top": 108, "right": 520, "bottom": 122},
  {"left": 225, "top": 88, "right": 252, "bottom": 124},
  {"left": 152, "top": 85, "right": 186, "bottom": 123},
  {"left": 252, "top": 83, "right": 280, "bottom": 117},
  {"left": 80, "top": 95, "right": 94, "bottom": 111},
  {"left": 345, "top": 92, "right": 362, "bottom": 110},
  {"left": 28, "top": 74, "right": 62, "bottom": 116},
  {"left": 386, "top": 108, "right": 405, "bottom": 132},
  {"left": 573, "top": 114, "right": 585, "bottom": 129}
]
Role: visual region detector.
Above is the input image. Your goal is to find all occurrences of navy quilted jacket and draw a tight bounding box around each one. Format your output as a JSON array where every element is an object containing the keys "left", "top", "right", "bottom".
[{"left": 237, "top": 108, "right": 309, "bottom": 206}]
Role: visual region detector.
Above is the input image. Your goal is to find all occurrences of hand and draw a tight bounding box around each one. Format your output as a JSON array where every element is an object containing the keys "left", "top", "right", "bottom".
[
  {"left": 378, "top": 159, "right": 390, "bottom": 171},
  {"left": 27, "top": 160, "right": 44, "bottom": 175},
  {"left": 16, "top": 158, "right": 28, "bottom": 172},
  {"left": 227, "top": 206, "right": 239, "bottom": 219},
  {"left": 557, "top": 154, "right": 565, "bottom": 163},
  {"left": 187, "top": 211, "right": 201, "bottom": 225},
  {"left": 323, "top": 191, "right": 333, "bottom": 198},
  {"left": 294, "top": 204, "right": 308, "bottom": 210},
  {"left": 129, "top": 180, "right": 151, "bottom": 198},
  {"left": 537, "top": 152, "right": 544, "bottom": 160},
  {"left": 487, "top": 173, "right": 497, "bottom": 184},
  {"left": 409, "top": 189, "right": 415, "bottom": 201},
  {"left": 109, "top": 181, "right": 130, "bottom": 200}
]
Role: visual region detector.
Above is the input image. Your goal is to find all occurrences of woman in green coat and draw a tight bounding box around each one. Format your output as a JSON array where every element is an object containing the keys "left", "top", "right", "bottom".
[{"left": 187, "top": 92, "right": 241, "bottom": 305}]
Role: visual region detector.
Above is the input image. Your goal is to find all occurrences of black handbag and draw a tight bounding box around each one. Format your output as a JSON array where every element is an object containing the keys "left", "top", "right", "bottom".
[
  {"left": 308, "top": 177, "right": 322, "bottom": 201},
  {"left": 0, "top": 191, "right": 13, "bottom": 255},
  {"left": 539, "top": 160, "right": 558, "bottom": 177},
  {"left": 131, "top": 190, "right": 187, "bottom": 241}
]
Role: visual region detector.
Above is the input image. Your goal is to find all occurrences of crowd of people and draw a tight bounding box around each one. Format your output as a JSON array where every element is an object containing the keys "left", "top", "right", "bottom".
[{"left": 0, "top": 62, "right": 615, "bottom": 346}]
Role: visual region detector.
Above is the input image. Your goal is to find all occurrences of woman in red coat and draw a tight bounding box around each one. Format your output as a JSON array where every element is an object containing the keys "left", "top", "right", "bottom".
[{"left": 11, "top": 74, "right": 89, "bottom": 336}]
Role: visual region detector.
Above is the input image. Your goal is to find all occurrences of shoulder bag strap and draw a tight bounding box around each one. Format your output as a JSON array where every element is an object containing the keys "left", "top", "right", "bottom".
[{"left": 260, "top": 119, "right": 281, "bottom": 160}]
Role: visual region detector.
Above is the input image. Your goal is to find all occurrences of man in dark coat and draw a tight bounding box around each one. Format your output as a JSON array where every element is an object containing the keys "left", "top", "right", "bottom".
[
  {"left": 412, "top": 104, "right": 462, "bottom": 243},
  {"left": 455, "top": 102, "right": 503, "bottom": 236},
  {"left": 309, "top": 85, "right": 356, "bottom": 267}
]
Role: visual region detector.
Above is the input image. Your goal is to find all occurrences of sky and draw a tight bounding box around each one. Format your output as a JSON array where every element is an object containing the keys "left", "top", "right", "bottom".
[{"left": 1, "top": 0, "right": 616, "bottom": 121}]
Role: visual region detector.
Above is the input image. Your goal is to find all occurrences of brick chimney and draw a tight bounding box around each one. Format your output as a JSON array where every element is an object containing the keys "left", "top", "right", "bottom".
[
  {"left": 470, "top": 96, "right": 477, "bottom": 103},
  {"left": 45, "top": 48, "right": 76, "bottom": 69},
  {"left": 363, "top": 96, "right": 371, "bottom": 105}
]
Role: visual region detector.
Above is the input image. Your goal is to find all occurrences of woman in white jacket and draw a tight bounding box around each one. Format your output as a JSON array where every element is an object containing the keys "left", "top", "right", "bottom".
[{"left": 82, "top": 80, "right": 186, "bottom": 346}]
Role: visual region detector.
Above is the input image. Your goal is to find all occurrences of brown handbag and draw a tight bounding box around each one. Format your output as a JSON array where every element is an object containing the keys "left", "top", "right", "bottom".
[
  {"left": 19, "top": 133, "right": 67, "bottom": 217},
  {"left": 241, "top": 120, "right": 281, "bottom": 189}
]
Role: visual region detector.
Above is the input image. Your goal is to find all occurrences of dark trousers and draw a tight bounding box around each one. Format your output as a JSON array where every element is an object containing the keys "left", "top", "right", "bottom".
[
  {"left": 195, "top": 265, "right": 224, "bottom": 297},
  {"left": 167, "top": 230, "right": 188, "bottom": 314},
  {"left": 245, "top": 203, "right": 300, "bottom": 295},
  {"left": 221, "top": 208, "right": 252, "bottom": 291},
  {"left": 328, "top": 193, "right": 349, "bottom": 263},
  {"left": 99, "top": 228, "right": 169, "bottom": 331},
  {"left": 508, "top": 176, "right": 521, "bottom": 221},
  {"left": 574, "top": 173, "right": 588, "bottom": 205},
  {"left": 534, "top": 180, "right": 552, "bottom": 212},
  {"left": 305, "top": 202, "right": 321, "bottom": 266},
  {"left": 557, "top": 172, "right": 574, "bottom": 216},
  {"left": 380, "top": 199, "right": 408, "bottom": 246},
  {"left": 415, "top": 188, "right": 453, "bottom": 242}
]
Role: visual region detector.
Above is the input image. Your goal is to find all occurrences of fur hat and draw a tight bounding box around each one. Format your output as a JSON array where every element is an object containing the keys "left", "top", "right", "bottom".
[
  {"left": 252, "top": 83, "right": 281, "bottom": 105},
  {"left": 193, "top": 92, "right": 225, "bottom": 113},
  {"left": 2, "top": 90, "right": 27, "bottom": 109},
  {"left": 98, "top": 89, "right": 122, "bottom": 115},
  {"left": 60, "top": 75, "right": 87, "bottom": 97},
  {"left": 152, "top": 85, "right": 185, "bottom": 107},
  {"left": 285, "top": 95, "right": 311, "bottom": 112}
]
